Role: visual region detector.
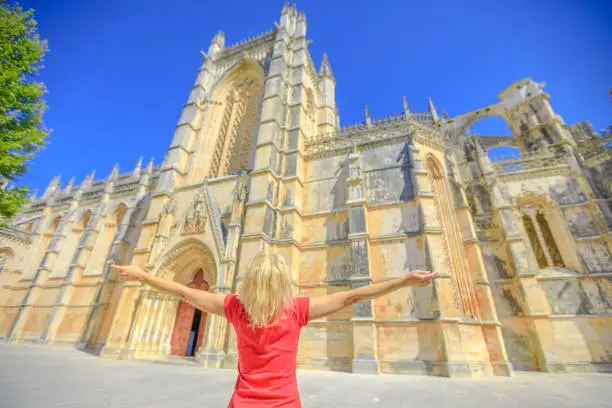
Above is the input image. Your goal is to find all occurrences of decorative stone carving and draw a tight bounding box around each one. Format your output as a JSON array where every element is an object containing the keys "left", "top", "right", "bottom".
[{"left": 183, "top": 192, "right": 208, "bottom": 235}]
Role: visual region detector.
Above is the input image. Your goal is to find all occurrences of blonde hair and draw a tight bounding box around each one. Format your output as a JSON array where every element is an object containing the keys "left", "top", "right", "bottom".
[{"left": 239, "top": 251, "right": 294, "bottom": 328}]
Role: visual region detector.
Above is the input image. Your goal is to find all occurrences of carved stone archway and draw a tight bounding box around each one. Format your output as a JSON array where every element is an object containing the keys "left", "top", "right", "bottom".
[
  {"left": 515, "top": 194, "right": 583, "bottom": 272},
  {"left": 441, "top": 79, "right": 547, "bottom": 147},
  {"left": 127, "top": 239, "right": 218, "bottom": 359}
]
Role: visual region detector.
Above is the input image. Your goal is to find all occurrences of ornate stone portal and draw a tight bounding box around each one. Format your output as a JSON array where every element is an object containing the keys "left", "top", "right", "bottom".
[{"left": 0, "top": 3, "right": 610, "bottom": 378}]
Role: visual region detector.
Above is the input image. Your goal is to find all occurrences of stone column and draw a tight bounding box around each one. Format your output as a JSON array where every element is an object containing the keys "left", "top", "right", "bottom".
[
  {"left": 345, "top": 148, "right": 379, "bottom": 374},
  {"left": 150, "top": 296, "right": 167, "bottom": 354},
  {"left": 197, "top": 284, "right": 233, "bottom": 368},
  {"left": 6, "top": 212, "right": 72, "bottom": 342},
  {"left": 82, "top": 204, "right": 137, "bottom": 349},
  {"left": 41, "top": 208, "right": 102, "bottom": 344},
  {"left": 98, "top": 281, "right": 143, "bottom": 360},
  {"left": 143, "top": 296, "right": 161, "bottom": 353},
  {"left": 162, "top": 297, "right": 179, "bottom": 356},
  {"left": 198, "top": 177, "right": 247, "bottom": 367},
  {"left": 447, "top": 151, "right": 513, "bottom": 376}
]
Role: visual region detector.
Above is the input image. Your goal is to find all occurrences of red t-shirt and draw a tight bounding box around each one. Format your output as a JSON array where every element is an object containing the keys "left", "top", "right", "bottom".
[{"left": 224, "top": 294, "right": 310, "bottom": 408}]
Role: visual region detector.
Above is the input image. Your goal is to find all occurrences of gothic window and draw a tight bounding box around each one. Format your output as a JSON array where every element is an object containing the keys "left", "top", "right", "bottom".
[
  {"left": 520, "top": 206, "right": 566, "bottom": 269},
  {"left": 537, "top": 213, "right": 565, "bottom": 267},
  {"left": 31, "top": 216, "right": 61, "bottom": 272},
  {"left": 522, "top": 214, "right": 548, "bottom": 268},
  {"left": 51, "top": 210, "right": 92, "bottom": 277},
  {"left": 208, "top": 78, "right": 261, "bottom": 178},
  {"left": 426, "top": 157, "right": 480, "bottom": 320},
  {"left": 86, "top": 204, "right": 126, "bottom": 275}
]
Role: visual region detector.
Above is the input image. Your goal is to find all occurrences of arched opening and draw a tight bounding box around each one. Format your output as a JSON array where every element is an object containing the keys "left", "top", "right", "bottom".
[
  {"left": 191, "top": 61, "right": 264, "bottom": 182},
  {"left": 85, "top": 203, "right": 129, "bottom": 349},
  {"left": 468, "top": 115, "right": 513, "bottom": 137},
  {"left": 124, "top": 239, "right": 218, "bottom": 359},
  {"left": 426, "top": 156, "right": 480, "bottom": 319},
  {"left": 51, "top": 210, "right": 92, "bottom": 277},
  {"left": 522, "top": 214, "right": 548, "bottom": 268},
  {"left": 464, "top": 116, "right": 518, "bottom": 161},
  {"left": 29, "top": 216, "right": 61, "bottom": 275},
  {"left": 87, "top": 203, "right": 126, "bottom": 276},
  {"left": 487, "top": 146, "right": 520, "bottom": 161},
  {"left": 518, "top": 198, "right": 579, "bottom": 271},
  {"left": 171, "top": 269, "right": 210, "bottom": 357}
]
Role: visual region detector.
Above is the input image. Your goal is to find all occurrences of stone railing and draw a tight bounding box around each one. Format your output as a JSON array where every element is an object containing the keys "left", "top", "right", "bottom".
[
  {"left": 0, "top": 226, "right": 33, "bottom": 244},
  {"left": 492, "top": 149, "right": 566, "bottom": 174},
  {"left": 307, "top": 111, "right": 437, "bottom": 145},
  {"left": 23, "top": 165, "right": 161, "bottom": 211},
  {"left": 221, "top": 29, "right": 276, "bottom": 53}
]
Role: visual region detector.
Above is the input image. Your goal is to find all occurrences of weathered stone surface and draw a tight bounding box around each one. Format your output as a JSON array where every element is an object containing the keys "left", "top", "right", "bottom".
[
  {"left": 491, "top": 283, "right": 524, "bottom": 317},
  {"left": 578, "top": 241, "right": 612, "bottom": 273},
  {"left": 562, "top": 207, "right": 598, "bottom": 238},
  {"left": 348, "top": 206, "right": 366, "bottom": 234},
  {"left": 0, "top": 9, "right": 610, "bottom": 382},
  {"left": 366, "top": 167, "right": 414, "bottom": 204},
  {"left": 588, "top": 159, "right": 612, "bottom": 198}
]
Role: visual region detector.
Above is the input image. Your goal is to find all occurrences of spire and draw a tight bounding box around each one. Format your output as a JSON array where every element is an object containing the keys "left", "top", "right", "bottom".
[
  {"left": 365, "top": 105, "right": 372, "bottom": 125},
  {"left": 133, "top": 156, "right": 143, "bottom": 176},
  {"left": 318, "top": 53, "right": 334, "bottom": 80},
  {"left": 403, "top": 96, "right": 410, "bottom": 118},
  {"left": 208, "top": 30, "right": 225, "bottom": 56},
  {"left": 77, "top": 171, "right": 94, "bottom": 194},
  {"left": 211, "top": 30, "right": 225, "bottom": 47},
  {"left": 43, "top": 174, "right": 61, "bottom": 198},
  {"left": 442, "top": 108, "right": 449, "bottom": 120},
  {"left": 145, "top": 157, "right": 154, "bottom": 174},
  {"left": 109, "top": 163, "right": 119, "bottom": 180},
  {"left": 65, "top": 176, "right": 75, "bottom": 192},
  {"left": 281, "top": 1, "right": 289, "bottom": 15},
  {"left": 428, "top": 97, "right": 439, "bottom": 123},
  {"left": 297, "top": 10, "right": 305, "bottom": 21},
  {"left": 29, "top": 188, "right": 38, "bottom": 200}
]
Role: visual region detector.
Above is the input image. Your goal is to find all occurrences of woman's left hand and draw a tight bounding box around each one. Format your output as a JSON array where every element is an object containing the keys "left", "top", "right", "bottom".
[{"left": 111, "top": 264, "right": 146, "bottom": 282}]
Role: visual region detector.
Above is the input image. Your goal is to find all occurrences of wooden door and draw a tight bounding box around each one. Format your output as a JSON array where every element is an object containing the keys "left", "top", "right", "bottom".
[
  {"left": 170, "top": 270, "right": 209, "bottom": 356},
  {"left": 171, "top": 301, "right": 196, "bottom": 356}
]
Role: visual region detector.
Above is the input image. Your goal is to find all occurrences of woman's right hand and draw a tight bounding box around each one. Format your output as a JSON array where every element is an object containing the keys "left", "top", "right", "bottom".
[
  {"left": 111, "top": 264, "right": 146, "bottom": 282},
  {"left": 402, "top": 270, "right": 437, "bottom": 287}
]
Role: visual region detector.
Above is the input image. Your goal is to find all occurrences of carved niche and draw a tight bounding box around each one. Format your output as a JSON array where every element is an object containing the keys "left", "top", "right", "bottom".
[{"left": 183, "top": 191, "right": 208, "bottom": 235}]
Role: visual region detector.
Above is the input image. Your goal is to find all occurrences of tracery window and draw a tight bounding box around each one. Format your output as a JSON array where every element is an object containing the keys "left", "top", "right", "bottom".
[
  {"left": 520, "top": 205, "right": 565, "bottom": 268},
  {"left": 208, "top": 78, "right": 261, "bottom": 178},
  {"left": 426, "top": 157, "right": 480, "bottom": 320}
]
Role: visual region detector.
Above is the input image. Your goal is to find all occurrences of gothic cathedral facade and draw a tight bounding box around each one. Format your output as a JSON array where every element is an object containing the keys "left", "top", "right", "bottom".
[{"left": 1, "top": 5, "right": 611, "bottom": 377}]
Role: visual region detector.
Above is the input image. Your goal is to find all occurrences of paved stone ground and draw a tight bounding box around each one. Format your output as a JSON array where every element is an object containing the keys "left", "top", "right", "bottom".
[{"left": 0, "top": 343, "right": 610, "bottom": 408}]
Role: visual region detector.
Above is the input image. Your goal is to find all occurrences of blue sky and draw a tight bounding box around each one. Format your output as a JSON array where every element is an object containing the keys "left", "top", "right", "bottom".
[{"left": 17, "top": 0, "right": 612, "bottom": 192}]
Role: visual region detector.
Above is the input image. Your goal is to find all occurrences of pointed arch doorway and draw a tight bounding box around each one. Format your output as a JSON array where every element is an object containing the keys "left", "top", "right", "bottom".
[{"left": 170, "top": 269, "right": 209, "bottom": 357}]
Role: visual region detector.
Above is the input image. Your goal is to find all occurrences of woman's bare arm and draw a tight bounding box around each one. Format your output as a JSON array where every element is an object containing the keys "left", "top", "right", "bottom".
[
  {"left": 309, "top": 270, "right": 436, "bottom": 320},
  {"left": 111, "top": 264, "right": 225, "bottom": 316}
]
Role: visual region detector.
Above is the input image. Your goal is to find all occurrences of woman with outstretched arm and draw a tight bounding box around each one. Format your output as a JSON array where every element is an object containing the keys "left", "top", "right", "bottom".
[{"left": 111, "top": 252, "right": 436, "bottom": 408}]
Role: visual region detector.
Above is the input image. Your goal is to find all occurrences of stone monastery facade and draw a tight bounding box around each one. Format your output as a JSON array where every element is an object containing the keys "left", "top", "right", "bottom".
[{"left": 1, "top": 4, "right": 611, "bottom": 377}]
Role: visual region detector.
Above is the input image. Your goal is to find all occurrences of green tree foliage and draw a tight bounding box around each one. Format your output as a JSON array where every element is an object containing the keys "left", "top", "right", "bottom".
[{"left": 0, "top": 1, "right": 49, "bottom": 219}]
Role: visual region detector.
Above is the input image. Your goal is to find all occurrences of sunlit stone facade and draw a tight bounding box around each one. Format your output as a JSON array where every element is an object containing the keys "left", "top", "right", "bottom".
[{"left": 1, "top": 4, "right": 611, "bottom": 377}]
